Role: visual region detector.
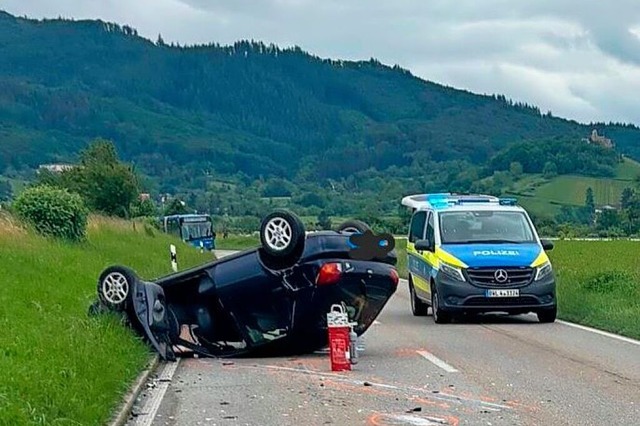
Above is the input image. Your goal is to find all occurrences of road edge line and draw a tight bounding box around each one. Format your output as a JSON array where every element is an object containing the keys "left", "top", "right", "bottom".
[
  {"left": 557, "top": 320, "right": 640, "bottom": 347},
  {"left": 399, "top": 278, "right": 640, "bottom": 347},
  {"left": 108, "top": 354, "right": 160, "bottom": 426}
]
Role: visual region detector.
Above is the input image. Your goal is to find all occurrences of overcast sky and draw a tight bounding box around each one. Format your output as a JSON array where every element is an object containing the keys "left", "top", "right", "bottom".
[{"left": 4, "top": 0, "right": 640, "bottom": 125}]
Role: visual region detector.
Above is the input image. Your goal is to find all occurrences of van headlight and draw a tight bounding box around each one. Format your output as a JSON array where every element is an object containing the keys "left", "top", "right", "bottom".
[
  {"left": 439, "top": 262, "right": 466, "bottom": 282},
  {"left": 534, "top": 261, "right": 553, "bottom": 281}
]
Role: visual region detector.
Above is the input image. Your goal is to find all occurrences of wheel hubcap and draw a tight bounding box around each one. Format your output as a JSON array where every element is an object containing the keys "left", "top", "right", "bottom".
[
  {"left": 265, "top": 218, "right": 293, "bottom": 251},
  {"left": 102, "top": 272, "right": 129, "bottom": 304}
]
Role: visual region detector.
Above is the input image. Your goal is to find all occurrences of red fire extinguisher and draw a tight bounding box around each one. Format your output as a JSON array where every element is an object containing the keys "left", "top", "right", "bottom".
[{"left": 327, "top": 304, "right": 352, "bottom": 371}]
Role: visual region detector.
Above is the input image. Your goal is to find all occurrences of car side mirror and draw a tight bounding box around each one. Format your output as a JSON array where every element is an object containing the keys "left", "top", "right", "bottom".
[
  {"left": 414, "top": 239, "right": 434, "bottom": 252},
  {"left": 541, "top": 239, "right": 554, "bottom": 251}
]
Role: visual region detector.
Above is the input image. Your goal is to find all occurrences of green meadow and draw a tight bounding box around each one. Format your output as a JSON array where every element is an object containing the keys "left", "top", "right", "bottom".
[{"left": 0, "top": 214, "right": 211, "bottom": 426}]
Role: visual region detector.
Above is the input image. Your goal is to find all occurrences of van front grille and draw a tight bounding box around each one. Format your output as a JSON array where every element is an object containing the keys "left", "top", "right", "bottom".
[{"left": 465, "top": 267, "right": 534, "bottom": 287}]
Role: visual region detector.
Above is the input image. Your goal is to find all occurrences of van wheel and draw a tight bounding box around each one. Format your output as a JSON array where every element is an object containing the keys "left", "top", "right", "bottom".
[
  {"left": 537, "top": 306, "right": 557, "bottom": 323},
  {"left": 431, "top": 284, "right": 451, "bottom": 324},
  {"left": 409, "top": 275, "right": 429, "bottom": 316}
]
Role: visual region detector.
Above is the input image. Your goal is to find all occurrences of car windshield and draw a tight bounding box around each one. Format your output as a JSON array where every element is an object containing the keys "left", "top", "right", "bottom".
[
  {"left": 438, "top": 210, "right": 536, "bottom": 244},
  {"left": 181, "top": 222, "right": 212, "bottom": 240}
]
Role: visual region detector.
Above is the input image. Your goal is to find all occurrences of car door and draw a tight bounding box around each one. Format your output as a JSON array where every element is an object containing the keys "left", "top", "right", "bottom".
[
  {"left": 422, "top": 210, "right": 438, "bottom": 299},
  {"left": 407, "top": 210, "right": 429, "bottom": 295}
]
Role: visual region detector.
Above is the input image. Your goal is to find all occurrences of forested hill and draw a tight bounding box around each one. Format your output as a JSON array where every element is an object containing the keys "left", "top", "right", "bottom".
[{"left": 1, "top": 10, "right": 640, "bottom": 190}]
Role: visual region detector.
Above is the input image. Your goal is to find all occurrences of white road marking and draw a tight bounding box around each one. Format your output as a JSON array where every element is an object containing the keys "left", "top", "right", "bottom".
[
  {"left": 133, "top": 360, "right": 180, "bottom": 426},
  {"left": 558, "top": 320, "right": 640, "bottom": 347},
  {"left": 417, "top": 350, "right": 459, "bottom": 373},
  {"left": 397, "top": 278, "right": 639, "bottom": 347},
  {"left": 375, "top": 414, "right": 448, "bottom": 425}
]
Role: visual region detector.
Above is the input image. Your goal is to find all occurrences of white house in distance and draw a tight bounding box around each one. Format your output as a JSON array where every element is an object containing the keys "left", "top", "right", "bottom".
[{"left": 37, "top": 163, "right": 77, "bottom": 173}]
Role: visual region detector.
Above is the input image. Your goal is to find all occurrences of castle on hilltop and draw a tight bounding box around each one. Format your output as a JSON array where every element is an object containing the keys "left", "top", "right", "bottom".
[{"left": 582, "top": 129, "right": 614, "bottom": 149}]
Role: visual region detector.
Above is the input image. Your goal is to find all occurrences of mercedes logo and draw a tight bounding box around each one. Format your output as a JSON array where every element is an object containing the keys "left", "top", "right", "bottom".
[{"left": 494, "top": 269, "right": 509, "bottom": 283}]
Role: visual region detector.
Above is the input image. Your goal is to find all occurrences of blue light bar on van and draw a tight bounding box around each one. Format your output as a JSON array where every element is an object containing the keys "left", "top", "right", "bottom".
[
  {"left": 401, "top": 193, "right": 508, "bottom": 210},
  {"left": 455, "top": 197, "right": 498, "bottom": 204}
]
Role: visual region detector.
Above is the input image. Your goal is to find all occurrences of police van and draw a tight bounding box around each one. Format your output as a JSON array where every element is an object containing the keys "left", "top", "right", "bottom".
[{"left": 401, "top": 193, "right": 557, "bottom": 324}]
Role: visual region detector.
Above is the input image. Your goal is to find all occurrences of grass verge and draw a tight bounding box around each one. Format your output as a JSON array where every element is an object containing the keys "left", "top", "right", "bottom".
[
  {"left": 215, "top": 234, "right": 260, "bottom": 250},
  {"left": 548, "top": 240, "right": 640, "bottom": 339},
  {"left": 394, "top": 239, "right": 640, "bottom": 340},
  {"left": 0, "top": 212, "right": 212, "bottom": 426}
]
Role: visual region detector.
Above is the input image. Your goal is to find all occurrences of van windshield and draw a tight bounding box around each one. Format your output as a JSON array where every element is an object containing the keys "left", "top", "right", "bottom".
[{"left": 439, "top": 210, "right": 537, "bottom": 244}]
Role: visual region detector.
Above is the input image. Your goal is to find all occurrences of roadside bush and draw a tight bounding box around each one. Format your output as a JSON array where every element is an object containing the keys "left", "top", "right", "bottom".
[{"left": 13, "top": 184, "right": 89, "bottom": 242}]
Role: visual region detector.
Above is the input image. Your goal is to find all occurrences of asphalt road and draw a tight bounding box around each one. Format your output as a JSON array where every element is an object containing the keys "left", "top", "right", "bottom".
[{"left": 127, "top": 252, "right": 640, "bottom": 426}]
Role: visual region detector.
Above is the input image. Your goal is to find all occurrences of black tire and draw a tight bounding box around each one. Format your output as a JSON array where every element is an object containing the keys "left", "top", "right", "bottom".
[
  {"left": 259, "top": 209, "right": 306, "bottom": 259},
  {"left": 537, "top": 306, "right": 557, "bottom": 323},
  {"left": 97, "top": 265, "right": 137, "bottom": 311},
  {"left": 336, "top": 219, "right": 371, "bottom": 234},
  {"left": 431, "top": 283, "right": 452, "bottom": 324},
  {"left": 409, "top": 274, "right": 430, "bottom": 316}
]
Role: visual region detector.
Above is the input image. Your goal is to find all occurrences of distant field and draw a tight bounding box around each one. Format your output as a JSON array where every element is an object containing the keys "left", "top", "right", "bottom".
[
  {"left": 534, "top": 175, "right": 632, "bottom": 207},
  {"left": 505, "top": 157, "right": 640, "bottom": 218},
  {"left": 614, "top": 156, "right": 640, "bottom": 180},
  {"left": 0, "top": 213, "right": 211, "bottom": 425},
  {"left": 395, "top": 239, "right": 640, "bottom": 340}
]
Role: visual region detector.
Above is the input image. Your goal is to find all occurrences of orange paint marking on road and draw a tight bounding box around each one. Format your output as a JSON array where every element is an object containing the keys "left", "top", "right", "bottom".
[
  {"left": 409, "top": 396, "right": 451, "bottom": 410},
  {"left": 367, "top": 412, "right": 460, "bottom": 426},
  {"left": 321, "top": 378, "right": 394, "bottom": 397},
  {"left": 395, "top": 347, "right": 422, "bottom": 357}
]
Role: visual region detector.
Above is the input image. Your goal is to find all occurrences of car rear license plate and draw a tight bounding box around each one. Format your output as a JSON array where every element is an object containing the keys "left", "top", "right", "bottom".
[{"left": 486, "top": 289, "right": 519, "bottom": 297}]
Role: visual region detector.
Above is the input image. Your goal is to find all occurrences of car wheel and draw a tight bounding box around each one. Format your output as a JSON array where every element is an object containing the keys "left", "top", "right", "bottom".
[
  {"left": 431, "top": 283, "right": 451, "bottom": 324},
  {"left": 97, "top": 266, "right": 136, "bottom": 311},
  {"left": 536, "top": 306, "right": 557, "bottom": 323},
  {"left": 336, "top": 219, "right": 371, "bottom": 234},
  {"left": 259, "top": 209, "right": 306, "bottom": 260},
  {"left": 409, "top": 275, "right": 429, "bottom": 316}
]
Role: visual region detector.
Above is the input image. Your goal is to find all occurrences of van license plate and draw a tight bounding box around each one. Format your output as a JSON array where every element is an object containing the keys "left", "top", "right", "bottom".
[{"left": 486, "top": 289, "right": 519, "bottom": 297}]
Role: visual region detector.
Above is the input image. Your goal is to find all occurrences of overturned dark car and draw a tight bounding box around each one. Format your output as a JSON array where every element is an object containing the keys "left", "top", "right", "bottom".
[{"left": 90, "top": 210, "right": 398, "bottom": 361}]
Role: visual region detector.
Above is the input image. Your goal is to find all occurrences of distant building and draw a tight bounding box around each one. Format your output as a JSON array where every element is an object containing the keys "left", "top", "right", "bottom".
[
  {"left": 37, "top": 163, "right": 77, "bottom": 173},
  {"left": 139, "top": 193, "right": 151, "bottom": 201},
  {"left": 584, "top": 129, "right": 614, "bottom": 149}
]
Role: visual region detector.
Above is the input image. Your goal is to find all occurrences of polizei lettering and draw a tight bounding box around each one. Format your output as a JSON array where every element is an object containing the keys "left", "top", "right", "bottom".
[{"left": 472, "top": 250, "right": 520, "bottom": 256}]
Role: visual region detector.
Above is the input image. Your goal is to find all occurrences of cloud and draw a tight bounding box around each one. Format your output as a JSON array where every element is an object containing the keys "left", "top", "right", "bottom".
[{"left": 2, "top": 0, "right": 640, "bottom": 124}]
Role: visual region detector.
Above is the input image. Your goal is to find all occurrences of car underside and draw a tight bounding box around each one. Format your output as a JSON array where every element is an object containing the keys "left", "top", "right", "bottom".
[{"left": 89, "top": 210, "right": 399, "bottom": 361}]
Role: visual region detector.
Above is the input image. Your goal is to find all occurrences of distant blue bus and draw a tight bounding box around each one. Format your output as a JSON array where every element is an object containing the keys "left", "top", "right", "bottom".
[{"left": 162, "top": 214, "right": 215, "bottom": 250}]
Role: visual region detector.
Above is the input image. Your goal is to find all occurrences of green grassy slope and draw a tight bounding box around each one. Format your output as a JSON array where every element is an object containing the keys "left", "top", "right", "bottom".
[
  {"left": 505, "top": 157, "right": 640, "bottom": 218},
  {"left": 0, "top": 214, "right": 212, "bottom": 426},
  {"left": 2, "top": 10, "right": 640, "bottom": 188}
]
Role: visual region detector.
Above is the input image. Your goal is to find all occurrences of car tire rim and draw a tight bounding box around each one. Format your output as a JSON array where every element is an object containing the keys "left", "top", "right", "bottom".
[
  {"left": 265, "top": 217, "right": 293, "bottom": 251},
  {"left": 341, "top": 226, "right": 361, "bottom": 234},
  {"left": 102, "top": 272, "right": 129, "bottom": 305}
]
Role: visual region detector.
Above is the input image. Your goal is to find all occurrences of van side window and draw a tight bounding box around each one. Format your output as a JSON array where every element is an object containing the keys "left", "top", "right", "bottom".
[
  {"left": 426, "top": 211, "right": 435, "bottom": 244},
  {"left": 409, "top": 211, "right": 427, "bottom": 243}
]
